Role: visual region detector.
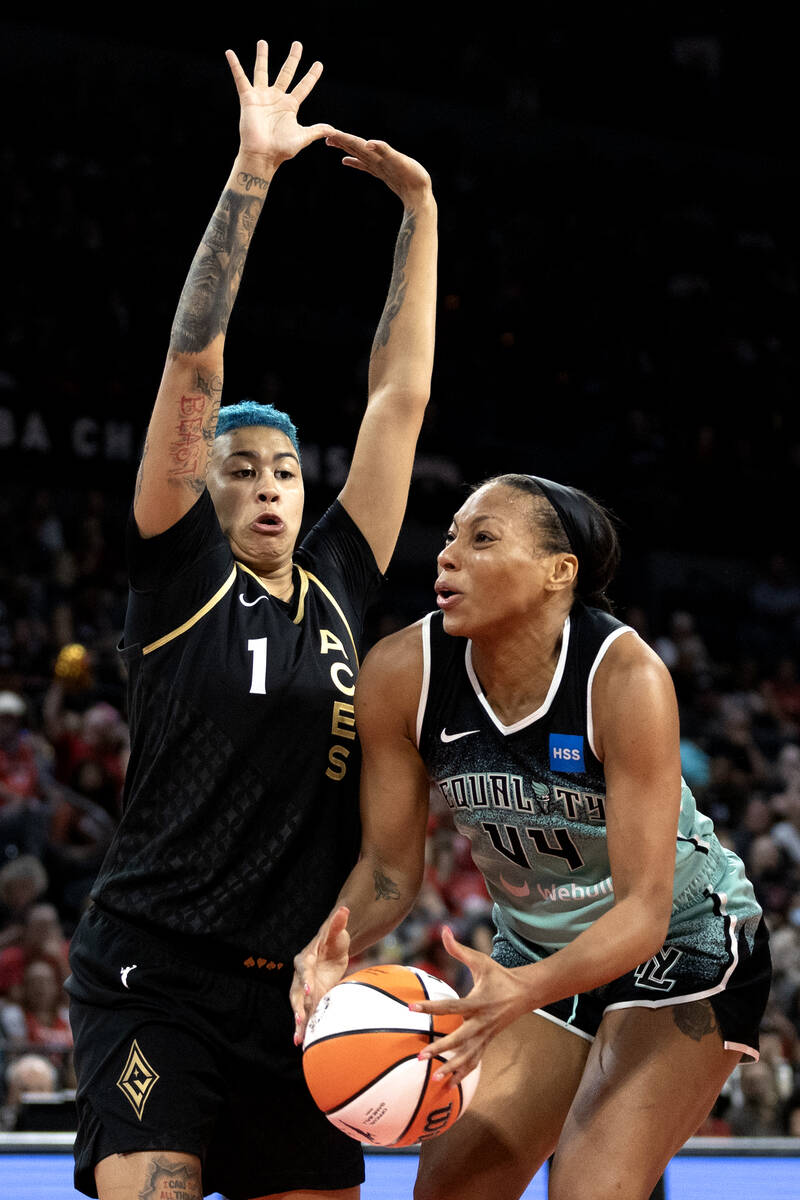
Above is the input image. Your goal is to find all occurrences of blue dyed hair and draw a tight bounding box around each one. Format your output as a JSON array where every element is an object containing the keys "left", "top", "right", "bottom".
[{"left": 215, "top": 401, "right": 300, "bottom": 461}]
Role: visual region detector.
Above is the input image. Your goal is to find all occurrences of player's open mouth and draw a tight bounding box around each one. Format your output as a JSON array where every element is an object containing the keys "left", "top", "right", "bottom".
[
  {"left": 251, "top": 514, "right": 284, "bottom": 534},
  {"left": 435, "top": 583, "right": 462, "bottom": 610}
]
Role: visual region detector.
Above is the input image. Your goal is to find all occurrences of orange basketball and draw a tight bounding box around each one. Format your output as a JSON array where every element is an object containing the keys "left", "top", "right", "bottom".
[{"left": 302, "top": 963, "right": 481, "bottom": 1147}]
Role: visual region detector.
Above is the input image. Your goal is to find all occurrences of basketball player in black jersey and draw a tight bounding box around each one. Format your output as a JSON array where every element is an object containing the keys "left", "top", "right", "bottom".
[
  {"left": 65, "top": 39, "right": 438, "bottom": 1200},
  {"left": 295, "top": 475, "right": 770, "bottom": 1200}
]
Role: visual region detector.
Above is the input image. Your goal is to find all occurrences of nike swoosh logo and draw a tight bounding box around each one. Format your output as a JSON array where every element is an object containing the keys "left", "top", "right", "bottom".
[
  {"left": 440, "top": 728, "right": 480, "bottom": 742},
  {"left": 499, "top": 874, "right": 531, "bottom": 898},
  {"left": 239, "top": 593, "right": 269, "bottom": 607}
]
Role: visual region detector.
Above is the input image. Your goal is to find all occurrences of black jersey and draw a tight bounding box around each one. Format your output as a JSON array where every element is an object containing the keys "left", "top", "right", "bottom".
[
  {"left": 416, "top": 604, "right": 755, "bottom": 954},
  {"left": 91, "top": 489, "right": 382, "bottom": 971}
]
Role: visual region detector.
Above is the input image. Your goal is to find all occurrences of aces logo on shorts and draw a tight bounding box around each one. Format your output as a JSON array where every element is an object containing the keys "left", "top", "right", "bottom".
[
  {"left": 549, "top": 734, "right": 585, "bottom": 773},
  {"left": 117, "top": 1039, "right": 160, "bottom": 1120}
]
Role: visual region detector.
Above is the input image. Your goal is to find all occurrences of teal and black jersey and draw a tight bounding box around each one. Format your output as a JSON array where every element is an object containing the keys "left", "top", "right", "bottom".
[
  {"left": 416, "top": 605, "right": 762, "bottom": 957},
  {"left": 91, "top": 489, "right": 382, "bottom": 970}
]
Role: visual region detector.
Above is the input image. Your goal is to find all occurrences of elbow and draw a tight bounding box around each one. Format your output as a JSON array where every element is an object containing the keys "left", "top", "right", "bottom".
[
  {"left": 643, "top": 913, "right": 672, "bottom": 962},
  {"left": 622, "top": 892, "right": 673, "bottom": 964},
  {"left": 367, "top": 382, "right": 432, "bottom": 424}
]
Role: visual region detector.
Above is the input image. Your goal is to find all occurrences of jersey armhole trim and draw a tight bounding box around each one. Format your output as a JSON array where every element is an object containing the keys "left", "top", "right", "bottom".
[
  {"left": 586, "top": 626, "right": 637, "bottom": 759},
  {"left": 304, "top": 569, "right": 359, "bottom": 665},
  {"left": 142, "top": 565, "right": 238, "bottom": 656},
  {"left": 416, "top": 614, "right": 433, "bottom": 748}
]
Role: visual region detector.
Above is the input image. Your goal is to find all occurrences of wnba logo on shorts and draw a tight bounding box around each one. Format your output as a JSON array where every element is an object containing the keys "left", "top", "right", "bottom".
[{"left": 549, "top": 734, "right": 585, "bottom": 773}]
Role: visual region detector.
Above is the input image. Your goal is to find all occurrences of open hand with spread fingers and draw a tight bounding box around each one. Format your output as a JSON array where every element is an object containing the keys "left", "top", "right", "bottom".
[
  {"left": 325, "top": 130, "right": 433, "bottom": 206},
  {"left": 410, "top": 925, "right": 535, "bottom": 1087},
  {"left": 225, "top": 39, "right": 334, "bottom": 169}
]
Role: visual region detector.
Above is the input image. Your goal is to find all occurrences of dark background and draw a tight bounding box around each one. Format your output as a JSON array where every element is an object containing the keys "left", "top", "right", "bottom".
[{"left": 1, "top": 6, "right": 799, "bottom": 675}]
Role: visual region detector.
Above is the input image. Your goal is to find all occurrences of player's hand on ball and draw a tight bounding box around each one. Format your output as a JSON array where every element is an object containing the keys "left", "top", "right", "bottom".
[
  {"left": 411, "top": 926, "right": 533, "bottom": 1086},
  {"left": 291, "top": 905, "right": 351, "bottom": 1045}
]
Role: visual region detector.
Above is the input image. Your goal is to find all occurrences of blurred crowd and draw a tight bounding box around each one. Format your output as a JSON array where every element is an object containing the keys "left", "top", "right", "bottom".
[
  {"left": 1, "top": 16, "right": 800, "bottom": 1139},
  {"left": 2, "top": 505, "right": 800, "bottom": 1136}
]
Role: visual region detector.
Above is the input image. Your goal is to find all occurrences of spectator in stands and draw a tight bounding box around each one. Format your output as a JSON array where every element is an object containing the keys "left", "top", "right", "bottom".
[
  {"left": 727, "top": 1059, "right": 786, "bottom": 1136},
  {"left": 0, "top": 1052, "right": 58, "bottom": 1132},
  {"left": 0, "top": 902, "right": 70, "bottom": 1002},
  {"left": 762, "top": 656, "right": 800, "bottom": 739},
  {"left": 653, "top": 610, "right": 712, "bottom": 702},
  {"left": 0, "top": 959, "right": 74, "bottom": 1083},
  {"left": 43, "top": 670, "right": 128, "bottom": 811},
  {"left": 0, "top": 856, "right": 48, "bottom": 951},
  {"left": 769, "top": 791, "right": 800, "bottom": 873},
  {"left": 0, "top": 691, "right": 49, "bottom": 860}
]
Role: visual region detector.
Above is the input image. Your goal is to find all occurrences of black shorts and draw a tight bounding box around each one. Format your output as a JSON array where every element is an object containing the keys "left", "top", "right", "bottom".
[
  {"left": 493, "top": 915, "right": 771, "bottom": 1063},
  {"left": 66, "top": 905, "right": 364, "bottom": 1200}
]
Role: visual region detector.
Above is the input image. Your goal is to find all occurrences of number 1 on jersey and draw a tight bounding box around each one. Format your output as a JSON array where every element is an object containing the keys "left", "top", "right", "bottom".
[{"left": 248, "top": 637, "right": 268, "bottom": 694}]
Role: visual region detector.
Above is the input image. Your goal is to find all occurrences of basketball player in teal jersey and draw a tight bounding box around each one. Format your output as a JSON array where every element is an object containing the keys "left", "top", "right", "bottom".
[
  {"left": 294, "top": 474, "right": 771, "bottom": 1200},
  {"left": 65, "top": 40, "right": 438, "bottom": 1200}
]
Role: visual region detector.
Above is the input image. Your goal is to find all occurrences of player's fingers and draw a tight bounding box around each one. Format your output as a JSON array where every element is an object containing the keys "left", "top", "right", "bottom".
[
  {"left": 299, "top": 122, "right": 337, "bottom": 150},
  {"left": 325, "top": 905, "right": 350, "bottom": 939},
  {"left": 325, "top": 130, "right": 370, "bottom": 155},
  {"left": 289, "top": 976, "right": 306, "bottom": 1041},
  {"left": 409, "top": 996, "right": 467, "bottom": 1016},
  {"left": 432, "top": 1052, "right": 479, "bottom": 1088},
  {"left": 252, "top": 39, "right": 269, "bottom": 88},
  {"left": 291, "top": 61, "right": 324, "bottom": 104},
  {"left": 225, "top": 49, "right": 251, "bottom": 96},
  {"left": 417, "top": 1024, "right": 469, "bottom": 1060},
  {"left": 339, "top": 158, "right": 373, "bottom": 175},
  {"left": 273, "top": 40, "right": 303, "bottom": 92},
  {"left": 440, "top": 924, "right": 476, "bottom": 966}
]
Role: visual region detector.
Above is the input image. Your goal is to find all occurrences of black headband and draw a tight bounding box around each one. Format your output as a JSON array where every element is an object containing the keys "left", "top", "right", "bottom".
[{"left": 527, "top": 475, "right": 591, "bottom": 561}]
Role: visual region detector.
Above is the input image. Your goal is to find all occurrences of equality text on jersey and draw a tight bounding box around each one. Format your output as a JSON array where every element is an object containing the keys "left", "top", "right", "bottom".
[{"left": 437, "top": 772, "right": 607, "bottom": 824}]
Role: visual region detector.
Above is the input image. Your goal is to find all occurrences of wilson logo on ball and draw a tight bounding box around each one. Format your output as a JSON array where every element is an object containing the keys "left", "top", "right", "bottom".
[{"left": 302, "top": 963, "right": 481, "bottom": 1147}]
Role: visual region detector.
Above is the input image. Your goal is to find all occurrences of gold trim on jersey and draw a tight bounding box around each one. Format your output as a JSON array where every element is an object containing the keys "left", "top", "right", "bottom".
[
  {"left": 236, "top": 560, "right": 309, "bottom": 625},
  {"left": 142, "top": 566, "right": 238, "bottom": 656},
  {"left": 304, "top": 570, "right": 359, "bottom": 666}
]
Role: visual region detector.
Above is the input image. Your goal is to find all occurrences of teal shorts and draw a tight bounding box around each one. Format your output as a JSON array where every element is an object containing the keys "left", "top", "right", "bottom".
[{"left": 492, "top": 913, "right": 770, "bottom": 1062}]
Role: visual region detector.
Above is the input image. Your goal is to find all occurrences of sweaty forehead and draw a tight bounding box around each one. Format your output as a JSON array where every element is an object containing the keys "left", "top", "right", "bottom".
[{"left": 454, "top": 483, "right": 528, "bottom": 525}]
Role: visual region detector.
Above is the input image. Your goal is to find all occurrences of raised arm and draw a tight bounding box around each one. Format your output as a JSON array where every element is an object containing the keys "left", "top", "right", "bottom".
[
  {"left": 330, "top": 133, "right": 438, "bottom": 572},
  {"left": 134, "top": 40, "right": 331, "bottom": 536},
  {"left": 291, "top": 623, "right": 431, "bottom": 1041}
]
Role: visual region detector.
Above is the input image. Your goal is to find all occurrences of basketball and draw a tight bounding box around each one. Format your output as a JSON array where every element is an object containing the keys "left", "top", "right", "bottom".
[{"left": 302, "top": 963, "right": 481, "bottom": 1147}]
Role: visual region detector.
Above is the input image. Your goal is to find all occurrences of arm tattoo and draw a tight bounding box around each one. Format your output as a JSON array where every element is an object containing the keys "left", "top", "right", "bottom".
[
  {"left": 170, "top": 183, "right": 268, "bottom": 355},
  {"left": 167, "top": 371, "right": 223, "bottom": 493},
  {"left": 237, "top": 170, "right": 269, "bottom": 193},
  {"left": 672, "top": 999, "right": 721, "bottom": 1044},
  {"left": 371, "top": 211, "right": 417, "bottom": 355},
  {"left": 373, "top": 869, "right": 401, "bottom": 901},
  {"left": 138, "top": 1156, "right": 202, "bottom": 1200}
]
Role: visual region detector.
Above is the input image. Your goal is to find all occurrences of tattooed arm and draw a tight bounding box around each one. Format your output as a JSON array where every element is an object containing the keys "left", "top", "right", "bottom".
[
  {"left": 134, "top": 40, "right": 331, "bottom": 536},
  {"left": 330, "top": 134, "right": 438, "bottom": 573},
  {"left": 291, "top": 622, "right": 430, "bottom": 1040}
]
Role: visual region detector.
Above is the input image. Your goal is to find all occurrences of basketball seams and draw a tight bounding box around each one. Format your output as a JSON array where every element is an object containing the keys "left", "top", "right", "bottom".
[
  {"left": 304, "top": 1025, "right": 438, "bottom": 1048},
  {"left": 302, "top": 963, "right": 480, "bottom": 1147},
  {"left": 322, "top": 1052, "right": 428, "bottom": 1115},
  {"left": 395, "top": 1052, "right": 433, "bottom": 1144},
  {"left": 339, "top": 978, "right": 428, "bottom": 1007}
]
